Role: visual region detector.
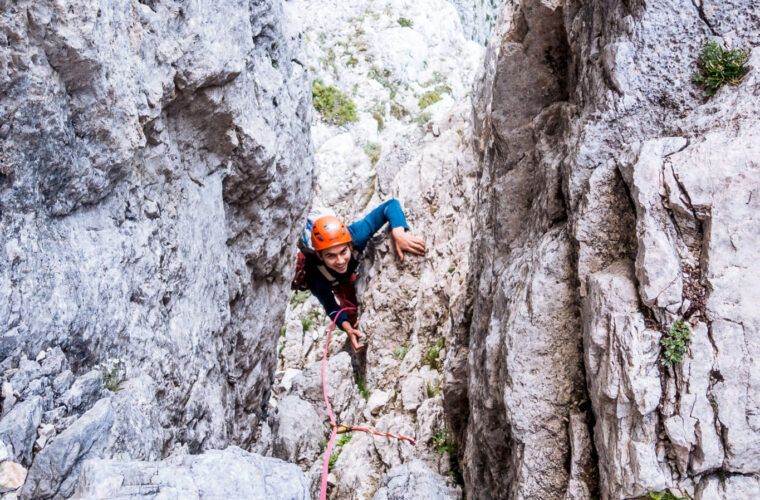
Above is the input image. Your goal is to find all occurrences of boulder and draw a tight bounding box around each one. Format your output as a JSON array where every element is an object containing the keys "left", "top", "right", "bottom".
[
  {"left": 0, "top": 396, "right": 43, "bottom": 466},
  {"left": 71, "top": 447, "right": 309, "bottom": 499}
]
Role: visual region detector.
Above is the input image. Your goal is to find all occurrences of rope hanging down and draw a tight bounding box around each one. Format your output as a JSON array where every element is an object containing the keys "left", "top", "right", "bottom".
[{"left": 319, "top": 305, "right": 415, "bottom": 500}]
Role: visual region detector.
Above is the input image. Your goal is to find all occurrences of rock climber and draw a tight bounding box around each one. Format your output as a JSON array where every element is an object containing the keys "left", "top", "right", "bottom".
[{"left": 292, "top": 199, "right": 425, "bottom": 353}]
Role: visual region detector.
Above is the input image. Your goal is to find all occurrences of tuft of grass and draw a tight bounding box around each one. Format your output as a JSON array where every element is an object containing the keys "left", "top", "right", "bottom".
[
  {"left": 397, "top": 17, "right": 413, "bottom": 28},
  {"left": 289, "top": 290, "right": 309, "bottom": 307},
  {"left": 280, "top": 324, "right": 287, "bottom": 337},
  {"left": 419, "top": 91, "right": 443, "bottom": 110},
  {"left": 370, "top": 102, "right": 386, "bottom": 131},
  {"left": 312, "top": 79, "right": 359, "bottom": 126},
  {"left": 328, "top": 451, "right": 339, "bottom": 471},
  {"left": 426, "top": 381, "right": 441, "bottom": 398},
  {"left": 392, "top": 345, "right": 410, "bottom": 360},
  {"left": 300, "top": 317, "right": 314, "bottom": 331},
  {"left": 413, "top": 112, "right": 432, "bottom": 127},
  {"left": 355, "top": 376, "right": 370, "bottom": 400},
  {"left": 692, "top": 41, "right": 749, "bottom": 97},
  {"left": 447, "top": 265, "right": 455, "bottom": 274},
  {"left": 337, "top": 434, "right": 352, "bottom": 447},
  {"left": 364, "top": 143, "right": 381, "bottom": 166},
  {"left": 661, "top": 320, "right": 690, "bottom": 367},
  {"left": 424, "top": 340, "right": 444, "bottom": 370}
]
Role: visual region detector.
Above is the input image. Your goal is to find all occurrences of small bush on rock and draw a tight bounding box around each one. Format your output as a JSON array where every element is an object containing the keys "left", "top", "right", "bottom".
[
  {"left": 661, "top": 320, "right": 690, "bottom": 366},
  {"left": 312, "top": 79, "right": 359, "bottom": 126},
  {"left": 397, "top": 17, "right": 413, "bottom": 28},
  {"left": 692, "top": 41, "right": 749, "bottom": 97},
  {"left": 648, "top": 489, "right": 687, "bottom": 500},
  {"left": 101, "top": 358, "right": 126, "bottom": 392},
  {"left": 424, "top": 340, "right": 444, "bottom": 370},
  {"left": 418, "top": 91, "right": 442, "bottom": 110}
]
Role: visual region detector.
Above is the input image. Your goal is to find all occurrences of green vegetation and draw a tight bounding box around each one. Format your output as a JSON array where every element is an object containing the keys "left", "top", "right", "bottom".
[
  {"left": 413, "top": 111, "right": 432, "bottom": 127},
  {"left": 426, "top": 381, "right": 441, "bottom": 398},
  {"left": 397, "top": 17, "right": 413, "bottom": 28},
  {"left": 661, "top": 320, "right": 690, "bottom": 366},
  {"left": 356, "top": 375, "right": 370, "bottom": 400},
  {"left": 300, "top": 317, "right": 314, "bottom": 331},
  {"left": 289, "top": 290, "right": 309, "bottom": 307},
  {"left": 431, "top": 428, "right": 456, "bottom": 455},
  {"left": 647, "top": 490, "right": 687, "bottom": 500},
  {"left": 393, "top": 345, "right": 410, "bottom": 360},
  {"left": 447, "top": 265, "right": 455, "bottom": 274},
  {"left": 418, "top": 91, "right": 443, "bottom": 110},
  {"left": 424, "top": 339, "right": 444, "bottom": 370},
  {"left": 693, "top": 41, "right": 749, "bottom": 97},
  {"left": 368, "top": 66, "right": 398, "bottom": 99},
  {"left": 328, "top": 451, "right": 339, "bottom": 470},
  {"left": 280, "top": 324, "right": 287, "bottom": 337},
  {"left": 370, "top": 102, "right": 386, "bottom": 131},
  {"left": 337, "top": 434, "right": 352, "bottom": 447},
  {"left": 312, "top": 80, "right": 359, "bottom": 126},
  {"left": 327, "top": 432, "right": 353, "bottom": 471},
  {"left": 101, "top": 359, "right": 126, "bottom": 392},
  {"left": 390, "top": 102, "right": 408, "bottom": 120},
  {"left": 364, "top": 143, "right": 381, "bottom": 167}
]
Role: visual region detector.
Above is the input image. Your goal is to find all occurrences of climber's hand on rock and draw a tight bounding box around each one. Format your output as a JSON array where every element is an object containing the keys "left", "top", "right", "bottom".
[
  {"left": 347, "top": 326, "right": 365, "bottom": 353},
  {"left": 391, "top": 227, "right": 426, "bottom": 261}
]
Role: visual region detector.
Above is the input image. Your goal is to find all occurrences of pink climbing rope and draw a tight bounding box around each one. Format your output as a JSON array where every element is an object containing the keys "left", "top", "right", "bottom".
[
  {"left": 318, "top": 304, "right": 416, "bottom": 499},
  {"left": 320, "top": 306, "right": 355, "bottom": 500}
]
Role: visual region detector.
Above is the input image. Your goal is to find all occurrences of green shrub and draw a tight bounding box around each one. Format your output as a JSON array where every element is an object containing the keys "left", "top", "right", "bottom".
[
  {"left": 648, "top": 490, "right": 687, "bottom": 500},
  {"left": 419, "top": 91, "right": 443, "bottom": 110},
  {"left": 397, "top": 17, "right": 413, "bottom": 28},
  {"left": 661, "top": 320, "right": 690, "bottom": 366},
  {"left": 424, "top": 340, "right": 444, "bottom": 370},
  {"left": 312, "top": 79, "right": 359, "bottom": 126},
  {"left": 364, "top": 143, "right": 381, "bottom": 166},
  {"left": 692, "top": 41, "right": 749, "bottom": 97}
]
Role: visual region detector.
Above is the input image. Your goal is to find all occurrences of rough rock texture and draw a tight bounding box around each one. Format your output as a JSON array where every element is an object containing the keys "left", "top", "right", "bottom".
[
  {"left": 71, "top": 447, "right": 309, "bottom": 499},
  {"left": 464, "top": 0, "right": 760, "bottom": 498},
  {"left": 1, "top": 0, "right": 312, "bottom": 467},
  {"left": 21, "top": 398, "right": 114, "bottom": 499},
  {"left": 372, "top": 459, "right": 459, "bottom": 500}
]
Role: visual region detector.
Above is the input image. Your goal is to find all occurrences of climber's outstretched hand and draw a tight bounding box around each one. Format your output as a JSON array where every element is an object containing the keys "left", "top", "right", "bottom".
[{"left": 391, "top": 227, "right": 426, "bottom": 261}]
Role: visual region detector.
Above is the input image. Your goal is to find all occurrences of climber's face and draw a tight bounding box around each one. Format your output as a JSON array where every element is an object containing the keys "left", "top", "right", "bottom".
[{"left": 319, "top": 243, "right": 351, "bottom": 274}]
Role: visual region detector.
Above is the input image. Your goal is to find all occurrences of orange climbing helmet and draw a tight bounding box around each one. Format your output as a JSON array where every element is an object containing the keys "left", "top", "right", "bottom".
[{"left": 311, "top": 215, "right": 352, "bottom": 251}]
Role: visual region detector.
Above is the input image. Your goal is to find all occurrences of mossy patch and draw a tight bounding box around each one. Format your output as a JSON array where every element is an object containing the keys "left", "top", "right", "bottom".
[{"left": 419, "top": 91, "right": 443, "bottom": 109}]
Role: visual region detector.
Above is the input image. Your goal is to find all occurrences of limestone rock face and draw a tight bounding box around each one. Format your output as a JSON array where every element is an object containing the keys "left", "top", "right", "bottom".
[
  {"left": 465, "top": 0, "right": 760, "bottom": 498},
  {"left": 71, "top": 447, "right": 310, "bottom": 500},
  {"left": 0, "top": 0, "right": 312, "bottom": 462}
]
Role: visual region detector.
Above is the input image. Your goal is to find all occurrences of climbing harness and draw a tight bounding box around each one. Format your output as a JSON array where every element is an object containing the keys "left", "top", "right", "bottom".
[{"left": 319, "top": 306, "right": 415, "bottom": 500}]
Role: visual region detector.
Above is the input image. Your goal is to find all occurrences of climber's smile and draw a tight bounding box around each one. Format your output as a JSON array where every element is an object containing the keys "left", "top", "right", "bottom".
[{"left": 319, "top": 243, "right": 351, "bottom": 274}]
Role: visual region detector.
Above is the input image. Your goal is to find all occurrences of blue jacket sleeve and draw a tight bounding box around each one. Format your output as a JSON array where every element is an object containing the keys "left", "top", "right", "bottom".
[{"left": 347, "top": 199, "right": 409, "bottom": 252}]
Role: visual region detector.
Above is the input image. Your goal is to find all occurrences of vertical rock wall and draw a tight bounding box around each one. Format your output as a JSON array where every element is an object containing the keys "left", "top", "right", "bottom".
[
  {"left": 0, "top": 0, "right": 312, "bottom": 456},
  {"left": 465, "top": 0, "right": 760, "bottom": 498}
]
